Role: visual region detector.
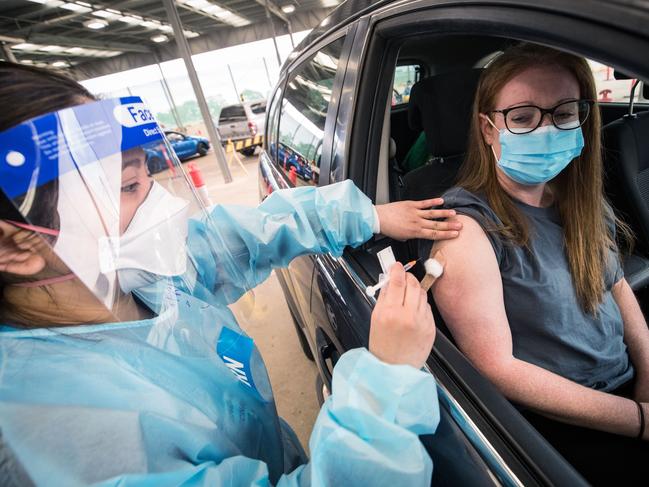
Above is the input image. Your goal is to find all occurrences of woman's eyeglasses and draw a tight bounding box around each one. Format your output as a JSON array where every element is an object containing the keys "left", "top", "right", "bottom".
[{"left": 489, "top": 99, "right": 595, "bottom": 135}]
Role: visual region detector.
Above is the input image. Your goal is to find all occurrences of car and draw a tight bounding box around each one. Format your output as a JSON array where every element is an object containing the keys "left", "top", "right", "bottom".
[
  {"left": 259, "top": 1, "right": 649, "bottom": 485},
  {"left": 146, "top": 131, "right": 210, "bottom": 174},
  {"left": 217, "top": 100, "right": 266, "bottom": 156}
]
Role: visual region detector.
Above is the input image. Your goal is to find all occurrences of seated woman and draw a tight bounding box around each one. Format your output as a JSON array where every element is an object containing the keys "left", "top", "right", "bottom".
[{"left": 429, "top": 43, "right": 649, "bottom": 484}]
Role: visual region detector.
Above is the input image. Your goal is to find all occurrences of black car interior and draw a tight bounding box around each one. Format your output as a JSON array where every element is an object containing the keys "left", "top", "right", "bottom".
[
  {"left": 382, "top": 35, "right": 649, "bottom": 301},
  {"left": 346, "top": 31, "right": 649, "bottom": 475},
  {"left": 339, "top": 31, "right": 649, "bottom": 484}
]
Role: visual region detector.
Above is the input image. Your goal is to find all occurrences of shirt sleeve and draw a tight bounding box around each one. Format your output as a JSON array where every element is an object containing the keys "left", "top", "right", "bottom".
[
  {"left": 418, "top": 187, "right": 505, "bottom": 266},
  {"left": 187, "top": 179, "right": 376, "bottom": 304}
]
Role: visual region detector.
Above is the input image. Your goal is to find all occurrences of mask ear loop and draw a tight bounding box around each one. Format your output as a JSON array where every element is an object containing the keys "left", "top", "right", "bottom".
[{"left": 481, "top": 113, "right": 501, "bottom": 163}]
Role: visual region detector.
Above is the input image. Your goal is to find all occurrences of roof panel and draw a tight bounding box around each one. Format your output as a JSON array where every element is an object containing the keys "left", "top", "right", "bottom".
[{"left": 0, "top": 0, "right": 338, "bottom": 69}]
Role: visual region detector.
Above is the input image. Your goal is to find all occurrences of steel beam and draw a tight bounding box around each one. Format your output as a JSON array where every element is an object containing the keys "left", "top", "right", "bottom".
[
  {"left": 162, "top": 0, "right": 232, "bottom": 183},
  {"left": 264, "top": 0, "right": 282, "bottom": 67},
  {"left": 1, "top": 43, "right": 17, "bottom": 63},
  {"left": 253, "top": 0, "right": 290, "bottom": 24},
  {"left": 25, "top": 33, "right": 150, "bottom": 53}
]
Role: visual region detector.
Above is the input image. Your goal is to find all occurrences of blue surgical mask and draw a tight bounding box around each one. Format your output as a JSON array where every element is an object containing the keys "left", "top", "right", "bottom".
[{"left": 488, "top": 121, "right": 585, "bottom": 185}]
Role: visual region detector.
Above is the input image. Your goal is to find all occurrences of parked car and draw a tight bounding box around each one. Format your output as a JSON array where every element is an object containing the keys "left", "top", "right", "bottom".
[
  {"left": 217, "top": 100, "right": 266, "bottom": 156},
  {"left": 146, "top": 130, "right": 209, "bottom": 174},
  {"left": 259, "top": 1, "right": 649, "bottom": 485}
]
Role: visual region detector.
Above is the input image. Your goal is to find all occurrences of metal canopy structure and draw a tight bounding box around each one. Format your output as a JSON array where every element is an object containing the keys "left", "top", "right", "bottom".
[{"left": 0, "top": 0, "right": 336, "bottom": 79}]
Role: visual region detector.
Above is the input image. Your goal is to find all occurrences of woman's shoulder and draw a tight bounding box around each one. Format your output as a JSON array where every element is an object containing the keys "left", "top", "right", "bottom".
[{"left": 441, "top": 187, "right": 502, "bottom": 225}]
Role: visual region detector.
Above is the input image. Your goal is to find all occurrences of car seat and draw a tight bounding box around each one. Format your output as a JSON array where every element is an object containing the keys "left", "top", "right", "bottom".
[
  {"left": 399, "top": 68, "right": 482, "bottom": 201},
  {"left": 602, "top": 75, "right": 649, "bottom": 290}
]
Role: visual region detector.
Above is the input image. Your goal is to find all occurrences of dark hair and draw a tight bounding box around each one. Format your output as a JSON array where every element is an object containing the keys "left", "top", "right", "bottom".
[
  {"left": 0, "top": 61, "right": 95, "bottom": 131},
  {"left": 0, "top": 62, "right": 96, "bottom": 226},
  {"left": 0, "top": 63, "right": 98, "bottom": 323}
]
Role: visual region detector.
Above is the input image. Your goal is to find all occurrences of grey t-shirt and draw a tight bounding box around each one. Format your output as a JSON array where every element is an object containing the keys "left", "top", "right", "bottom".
[{"left": 437, "top": 187, "right": 634, "bottom": 391}]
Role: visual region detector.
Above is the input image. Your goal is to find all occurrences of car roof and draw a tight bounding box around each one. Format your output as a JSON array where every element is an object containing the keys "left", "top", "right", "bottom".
[{"left": 284, "top": 0, "right": 649, "bottom": 75}]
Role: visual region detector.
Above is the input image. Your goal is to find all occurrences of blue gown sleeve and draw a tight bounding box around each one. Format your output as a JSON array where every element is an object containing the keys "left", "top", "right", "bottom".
[
  {"left": 279, "top": 348, "right": 439, "bottom": 486},
  {"left": 95, "top": 348, "right": 439, "bottom": 487},
  {"left": 187, "top": 180, "right": 377, "bottom": 304}
]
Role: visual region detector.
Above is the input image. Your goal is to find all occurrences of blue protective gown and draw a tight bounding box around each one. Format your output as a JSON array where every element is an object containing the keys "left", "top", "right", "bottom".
[{"left": 0, "top": 180, "right": 440, "bottom": 486}]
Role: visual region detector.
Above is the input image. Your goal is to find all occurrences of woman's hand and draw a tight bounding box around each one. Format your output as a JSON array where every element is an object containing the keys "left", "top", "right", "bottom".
[
  {"left": 375, "top": 198, "right": 462, "bottom": 241},
  {"left": 369, "top": 262, "right": 436, "bottom": 369}
]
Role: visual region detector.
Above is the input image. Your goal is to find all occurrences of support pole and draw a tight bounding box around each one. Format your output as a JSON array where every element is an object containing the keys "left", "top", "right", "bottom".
[
  {"left": 264, "top": 0, "right": 282, "bottom": 67},
  {"left": 162, "top": 0, "right": 232, "bottom": 183},
  {"left": 287, "top": 21, "right": 295, "bottom": 48},
  {"left": 154, "top": 55, "right": 183, "bottom": 131},
  {"left": 262, "top": 57, "right": 272, "bottom": 89},
  {"left": 1, "top": 43, "right": 17, "bottom": 63},
  {"left": 227, "top": 64, "right": 241, "bottom": 102}
]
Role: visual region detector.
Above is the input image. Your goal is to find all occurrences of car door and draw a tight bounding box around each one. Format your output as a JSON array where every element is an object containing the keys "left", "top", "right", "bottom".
[
  {"left": 303, "top": 2, "right": 640, "bottom": 485},
  {"left": 259, "top": 29, "right": 356, "bottom": 384}
]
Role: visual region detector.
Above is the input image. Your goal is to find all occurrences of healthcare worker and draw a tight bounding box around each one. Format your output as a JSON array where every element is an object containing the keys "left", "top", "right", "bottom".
[{"left": 0, "top": 63, "right": 458, "bottom": 486}]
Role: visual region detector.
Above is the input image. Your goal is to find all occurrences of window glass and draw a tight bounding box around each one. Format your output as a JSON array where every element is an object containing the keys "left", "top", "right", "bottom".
[
  {"left": 219, "top": 105, "right": 246, "bottom": 121},
  {"left": 277, "top": 36, "right": 345, "bottom": 186},
  {"left": 392, "top": 64, "right": 420, "bottom": 106},
  {"left": 165, "top": 132, "right": 184, "bottom": 142},
  {"left": 589, "top": 60, "right": 647, "bottom": 104},
  {"left": 250, "top": 102, "right": 267, "bottom": 114}
]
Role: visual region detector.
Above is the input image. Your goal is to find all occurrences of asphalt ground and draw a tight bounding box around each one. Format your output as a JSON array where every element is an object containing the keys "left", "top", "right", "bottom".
[{"left": 170, "top": 148, "right": 320, "bottom": 451}]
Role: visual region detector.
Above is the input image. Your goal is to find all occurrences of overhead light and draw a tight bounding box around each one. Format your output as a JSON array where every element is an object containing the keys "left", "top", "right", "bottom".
[
  {"left": 92, "top": 10, "right": 120, "bottom": 20},
  {"left": 178, "top": 0, "right": 251, "bottom": 27},
  {"left": 186, "top": 0, "right": 210, "bottom": 7},
  {"left": 151, "top": 34, "right": 168, "bottom": 43},
  {"left": 281, "top": 4, "right": 295, "bottom": 13},
  {"left": 184, "top": 31, "right": 200, "bottom": 38},
  {"left": 38, "top": 45, "right": 66, "bottom": 52},
  {"left": 12, "top": 43, "right": 40, "bottom": 51},
  {"left": 84, "top": 19, "right": 108, "bottom": 29},
  {"left": 27, "top": 0, "right": 64, "bottom": 6},
  {"left": 60, "top": 2, "right": 91, "bottom": 13},
  {"left": 52, "top": 60, "right": 69, "bottom": 68},
  {"left": 118, "top": 15, "right": 142, "bottom": 24}
]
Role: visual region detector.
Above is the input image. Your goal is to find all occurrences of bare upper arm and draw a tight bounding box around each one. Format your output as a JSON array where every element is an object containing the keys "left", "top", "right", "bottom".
[{"left": 431, "top": 215, "right": 515, "bottom": 375}]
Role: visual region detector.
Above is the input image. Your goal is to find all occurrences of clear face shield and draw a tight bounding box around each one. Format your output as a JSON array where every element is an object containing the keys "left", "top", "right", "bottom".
[{"left": 0, "top": 97, "right": 255, "bottom": 324}]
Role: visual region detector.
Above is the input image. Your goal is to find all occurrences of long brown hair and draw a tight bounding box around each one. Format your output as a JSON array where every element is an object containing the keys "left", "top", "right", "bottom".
[{"left": 458, "top": 43, "right": 629, "bottom": 314}]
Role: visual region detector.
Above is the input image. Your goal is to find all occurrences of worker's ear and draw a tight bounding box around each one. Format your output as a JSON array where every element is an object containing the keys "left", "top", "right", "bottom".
[{"left": 0, "top": 221, "right": 47, "bottom": 276}]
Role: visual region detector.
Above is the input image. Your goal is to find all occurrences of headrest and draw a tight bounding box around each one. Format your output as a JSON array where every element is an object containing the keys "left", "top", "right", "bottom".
[
  {"left": 408, "top": 69, "right": 482, "bottom": 157},
  {"left": 613, "top": 69, "right": 632, "bottom": 80},
  {"left": 389, "top": 137, "right": 397, "bottom": 159}
]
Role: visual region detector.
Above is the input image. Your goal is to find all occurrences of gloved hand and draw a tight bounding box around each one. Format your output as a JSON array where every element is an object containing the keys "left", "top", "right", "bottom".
[
  {"left": 369, "top": 262, "right": 436, "bottom": 369},
  {"left": 375, "top": 197, "right": 462, "bottom": 241}
]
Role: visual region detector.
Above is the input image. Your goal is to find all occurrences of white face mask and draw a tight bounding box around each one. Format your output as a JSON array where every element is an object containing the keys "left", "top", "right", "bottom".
[{"left": 99, "top": 181, "right": 190, "bottom": 293}]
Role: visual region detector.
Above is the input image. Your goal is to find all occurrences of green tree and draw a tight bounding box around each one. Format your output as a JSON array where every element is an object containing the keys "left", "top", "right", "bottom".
[{"left": 240, "top": 89, "right": 265, "bottom": 102}]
